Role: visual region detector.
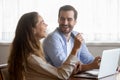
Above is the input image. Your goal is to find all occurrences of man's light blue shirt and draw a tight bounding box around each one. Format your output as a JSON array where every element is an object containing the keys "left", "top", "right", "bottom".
[{"left": 43, "top": 28, "right": 94, "bottom": 67}]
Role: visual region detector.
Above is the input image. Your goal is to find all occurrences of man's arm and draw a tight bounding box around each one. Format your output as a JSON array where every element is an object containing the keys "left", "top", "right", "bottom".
[
  {"left": 78, "top": 42, "right": 95, "bottom": 64},
  {"left": 72, "top": 32, "right": 94, "bottom": 64},
  {"left": 43, "top": 35, "right": 67, "bottom": 67}
]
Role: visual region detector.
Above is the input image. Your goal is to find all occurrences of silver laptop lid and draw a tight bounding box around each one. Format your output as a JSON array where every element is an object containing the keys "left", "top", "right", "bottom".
[{"left": 98, "top": 48, "right": 120, "bottom": 78}]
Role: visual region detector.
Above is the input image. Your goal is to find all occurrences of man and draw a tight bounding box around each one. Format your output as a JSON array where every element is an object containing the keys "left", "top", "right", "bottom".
[{"left": 43, "top": 5, "right": 100, "bottom": 71}]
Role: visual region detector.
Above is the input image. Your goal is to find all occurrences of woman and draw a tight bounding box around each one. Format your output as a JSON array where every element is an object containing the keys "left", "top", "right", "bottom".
[{"left": 8, "top": 12, "right": 82, "bottom": 80}]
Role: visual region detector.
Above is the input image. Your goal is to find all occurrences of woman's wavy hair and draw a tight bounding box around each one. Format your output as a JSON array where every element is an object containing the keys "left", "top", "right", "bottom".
[{"left": 8, "top": 12, "right": 44, "bottom": 80}]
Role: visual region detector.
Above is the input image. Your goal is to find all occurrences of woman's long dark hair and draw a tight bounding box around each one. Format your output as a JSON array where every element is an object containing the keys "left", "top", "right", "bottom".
[{"left": 8, "top": 12, "right": 43, "bottom": 80}]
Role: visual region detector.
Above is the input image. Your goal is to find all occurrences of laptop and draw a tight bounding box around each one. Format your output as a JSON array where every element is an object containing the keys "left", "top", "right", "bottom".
[{"left": 74, "top": 48, "right": 120, "bottom": 79}]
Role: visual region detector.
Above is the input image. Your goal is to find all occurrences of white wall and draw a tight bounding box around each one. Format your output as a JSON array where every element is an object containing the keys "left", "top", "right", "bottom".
[
  {"left": 87, "top": 43, "right": 120, "bottom": 65},
  {"left": 0, "top": 43, "right": 120, "bottom": 65},
  {"left": 87, "top": 43, "right": 120, "bottom": 56}
]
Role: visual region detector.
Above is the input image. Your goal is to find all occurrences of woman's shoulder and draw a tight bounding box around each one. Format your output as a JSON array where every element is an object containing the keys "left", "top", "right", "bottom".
[{"left": 28, "top": 54, "right": 42, "bottom": 61}]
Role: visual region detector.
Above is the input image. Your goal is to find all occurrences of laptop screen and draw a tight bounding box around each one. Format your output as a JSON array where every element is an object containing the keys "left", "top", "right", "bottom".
[
  {"left": 74, "top": 48, "right": 120, "bottom": 79},
  {"left": 98, "top": 48, "right": 120, "bottom": 78}
]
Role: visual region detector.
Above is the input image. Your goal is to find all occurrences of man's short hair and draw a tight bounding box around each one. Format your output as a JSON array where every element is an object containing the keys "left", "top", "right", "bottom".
[{"left": 58, "top": 5, "right": 78, "bottom": 20}]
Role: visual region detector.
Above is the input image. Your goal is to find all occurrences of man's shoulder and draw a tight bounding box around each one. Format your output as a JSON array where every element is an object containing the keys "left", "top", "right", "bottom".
[
  {"left": 47, "top": 29, "right": 61, "bottom": 38},
  {"left": 43, "top": 30, "right": 61, "bottom": 44}
]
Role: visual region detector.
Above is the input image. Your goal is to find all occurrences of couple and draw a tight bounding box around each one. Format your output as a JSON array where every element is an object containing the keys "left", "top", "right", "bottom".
[{"left": 8, "top": 5, "right": 101, "bottom": 80}]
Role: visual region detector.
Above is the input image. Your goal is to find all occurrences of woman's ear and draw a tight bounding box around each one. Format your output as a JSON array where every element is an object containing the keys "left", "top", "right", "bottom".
[{"left": 33, "top": 28, "right": 36, "bottom": 34}]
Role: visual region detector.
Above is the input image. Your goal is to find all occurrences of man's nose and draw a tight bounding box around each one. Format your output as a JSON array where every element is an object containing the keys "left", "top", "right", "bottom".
[{"left": 63, "top": 19, "right": 68, "bottom": 25}]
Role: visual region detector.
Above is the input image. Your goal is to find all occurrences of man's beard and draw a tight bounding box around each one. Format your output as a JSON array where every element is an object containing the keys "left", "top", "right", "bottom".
[{"left": 59, "top": 24, "right": 73, "bottom": 34}]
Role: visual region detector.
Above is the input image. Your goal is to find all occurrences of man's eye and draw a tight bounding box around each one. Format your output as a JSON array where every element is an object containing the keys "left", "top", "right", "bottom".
[
  {"left": 68, "top": 18, "right": 73, "bottom": 21},
  {"left": 60, "top": 18, "right": 65, "bottom": 21}
]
